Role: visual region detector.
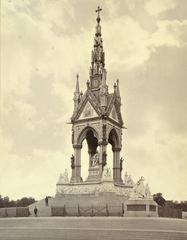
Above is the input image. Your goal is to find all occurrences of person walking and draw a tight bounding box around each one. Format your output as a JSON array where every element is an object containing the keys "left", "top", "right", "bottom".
[{"left": 34, "top": 206, "right": 38, "bottom": 217}]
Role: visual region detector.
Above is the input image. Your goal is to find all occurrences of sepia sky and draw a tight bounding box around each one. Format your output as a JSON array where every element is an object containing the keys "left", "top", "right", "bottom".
[{"left": 1, "top": 0, "right": 187, "bottom": 201}]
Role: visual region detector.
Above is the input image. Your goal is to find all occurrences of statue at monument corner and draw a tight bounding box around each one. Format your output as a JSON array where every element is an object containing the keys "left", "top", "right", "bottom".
[
  {"left": 130, "top": 176, "right": 146, "bottom": 199},
  {"left": 58, "top": 169, "right": 69, "bottom": 184},
  {"left": 145, "top": 183, "right": 152, "bottom": 199},
  {"left": 137, "top": 176, "right": 144, "bottom": 185},
  {"left": 124, "top": 172, "right": 134, "bottom": 187}
]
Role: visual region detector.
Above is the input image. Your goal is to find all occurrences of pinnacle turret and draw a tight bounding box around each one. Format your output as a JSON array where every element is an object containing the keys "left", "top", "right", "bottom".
[
  {"left": 116, "top": 79, "right": 121, "bottom": 105},
  {"left": 75, "top": 74, "right": 80, "bottom": 93}
]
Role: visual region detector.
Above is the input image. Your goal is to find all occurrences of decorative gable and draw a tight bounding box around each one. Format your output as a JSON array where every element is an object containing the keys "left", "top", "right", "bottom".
[
  {"left": 109, "top": 105, "right": 119, "bottom": 123},
  {"left": 78, "top": 101, "right": 98, "bottom": 120}
]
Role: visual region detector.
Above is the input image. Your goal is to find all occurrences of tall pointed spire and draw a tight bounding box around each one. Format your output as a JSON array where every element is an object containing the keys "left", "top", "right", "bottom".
[
  {"left": 73, "top": 74, "right": 80, "bottom": 111},
  {"left": 90, "top": 6, "right": 105, "bottom": 89}
]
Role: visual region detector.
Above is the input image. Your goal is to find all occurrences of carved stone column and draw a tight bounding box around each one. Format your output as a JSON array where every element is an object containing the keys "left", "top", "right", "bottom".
[
  {"left": 70, "top": 144, "right": 82, "bottom": 183},
  {"left": 98, "top": 141, "right": 107, "bottom": 178},
  {"left": 113, "top": 147, "right": 122, "bottom": 183}
]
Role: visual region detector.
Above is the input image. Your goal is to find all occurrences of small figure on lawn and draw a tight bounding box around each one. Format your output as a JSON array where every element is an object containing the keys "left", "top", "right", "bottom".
[{"left": 34, "top": 206, "right": 38, "bottom": 217}]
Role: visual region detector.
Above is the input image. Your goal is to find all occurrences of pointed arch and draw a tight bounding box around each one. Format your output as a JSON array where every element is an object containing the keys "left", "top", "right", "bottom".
[
  {"left": 77, "top": 126, "right": 99, "bottom": 146},
  {"left": 108, "top": 128, "right": 120, "bottom": 149}
]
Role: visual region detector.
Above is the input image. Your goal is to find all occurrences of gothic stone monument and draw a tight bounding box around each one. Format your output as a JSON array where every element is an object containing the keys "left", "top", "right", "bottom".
[{"left": 56, "top": 7, "right": 158, "bottom": 217}]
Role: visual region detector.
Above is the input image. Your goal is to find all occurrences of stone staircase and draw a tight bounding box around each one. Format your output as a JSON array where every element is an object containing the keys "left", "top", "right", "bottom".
[{"left": 29, "top": 198, "right": 53, "bottom": 217}]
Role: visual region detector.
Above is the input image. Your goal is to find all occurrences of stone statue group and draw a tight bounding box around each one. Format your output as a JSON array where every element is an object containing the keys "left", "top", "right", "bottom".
[
  {"left": 130, "top": 176, "right": 152, "bottom": 199},
  {"left": 91, "top": 151, "right": 99, "bottom": 167}
]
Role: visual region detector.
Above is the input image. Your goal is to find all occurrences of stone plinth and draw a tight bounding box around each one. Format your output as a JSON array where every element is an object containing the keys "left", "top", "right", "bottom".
[
  {"left": 123, "top": 199, "right": 158, "bottom": 217},
  {"left": 86, "top": 165, "right": 101, "bottom": 182}
]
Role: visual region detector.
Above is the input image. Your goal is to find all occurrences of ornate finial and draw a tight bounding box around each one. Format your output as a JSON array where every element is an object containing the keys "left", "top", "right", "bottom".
[{"left": 76, "top": 74, "right": 79, "bottom": 80}]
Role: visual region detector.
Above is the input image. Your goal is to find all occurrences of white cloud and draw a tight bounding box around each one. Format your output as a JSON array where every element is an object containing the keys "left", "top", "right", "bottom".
[
  {"left": 103, "top": 16, "right": 150, "bottom": 71},
  {"left": 105, "top": 0, "right": 121, "bottom": 18},
  {"left": 145, "top": 0, "right": 176, "bottom": 17},
  {"left": 150, "top": 20, "right": 187, "bottom": 48},
  {"left": 0, "top": 129, "right": 69, "bottom": 199},
  {"left": 126, "top": 112, "right": 187, "bottom": 200}
]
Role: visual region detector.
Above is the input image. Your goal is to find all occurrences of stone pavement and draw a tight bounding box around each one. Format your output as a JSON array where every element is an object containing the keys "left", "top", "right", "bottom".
[{"left": 0, "top": 217, "right": 187, "bottom": 240}]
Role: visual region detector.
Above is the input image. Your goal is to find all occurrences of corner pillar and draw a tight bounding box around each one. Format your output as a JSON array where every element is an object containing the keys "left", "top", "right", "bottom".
[
  {"left": 70, "top": 145, "right": 82, "bottom": 183},
  {"left": 113, "top": 147, "right": 122, "bottom": 183}
]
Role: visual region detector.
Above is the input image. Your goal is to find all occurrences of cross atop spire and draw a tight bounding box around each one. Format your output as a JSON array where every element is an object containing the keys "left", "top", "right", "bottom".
[
  {"left": 96, "top": 6, "right": 102, "bottom": 17},
  {"left": 96, "top": 6, "right": 102, "bottom": 24}
]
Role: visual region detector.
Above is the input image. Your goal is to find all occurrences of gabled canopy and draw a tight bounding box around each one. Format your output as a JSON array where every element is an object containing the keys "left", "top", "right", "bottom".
[
  {"left": 71, "top": 88, "right": 123, "bottom": 126},
  {"left": 71, "top": 90, "right": 102, "bottom": 122}
]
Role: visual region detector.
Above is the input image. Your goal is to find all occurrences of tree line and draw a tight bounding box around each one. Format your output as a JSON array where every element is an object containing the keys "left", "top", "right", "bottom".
[
  {"left": 0, "top": 195, "right": 36, "bottom": 208},
  {"left": 153, "top": 193, "right": 187, "bottom": 211}
]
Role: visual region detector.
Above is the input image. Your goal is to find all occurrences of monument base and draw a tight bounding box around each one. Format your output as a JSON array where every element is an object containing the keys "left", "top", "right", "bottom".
[
  {"left": 123, "top": 199, "right": 158, "bottom": 217},
  {"left": 56, "top": 171, "right": 158, "bottom": 217}
]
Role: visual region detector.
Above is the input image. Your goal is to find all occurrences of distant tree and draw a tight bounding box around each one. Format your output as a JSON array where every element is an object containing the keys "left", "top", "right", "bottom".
[
  {"left": 179, "top": 201, "right": 187, "bottom": 211},
  {"left": 0, "top": 195, "right": 36, "bottom": 208},
  {"left": 153, "top": 193, "right": 166, "bottom": 206},
  {"left": 166, "top": 200, "right": 187, "bottom": 211},
  {"left": 0, "top": 195, "right": 3, "bottom": 208},
  {"left": 16, "top": 197, "right": 35, "bottom": 207}
]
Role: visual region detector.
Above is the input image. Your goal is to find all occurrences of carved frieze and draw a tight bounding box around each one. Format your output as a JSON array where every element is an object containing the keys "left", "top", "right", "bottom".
[{"left": 56, "top": 181, "right": 133, "bottom": 196}]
